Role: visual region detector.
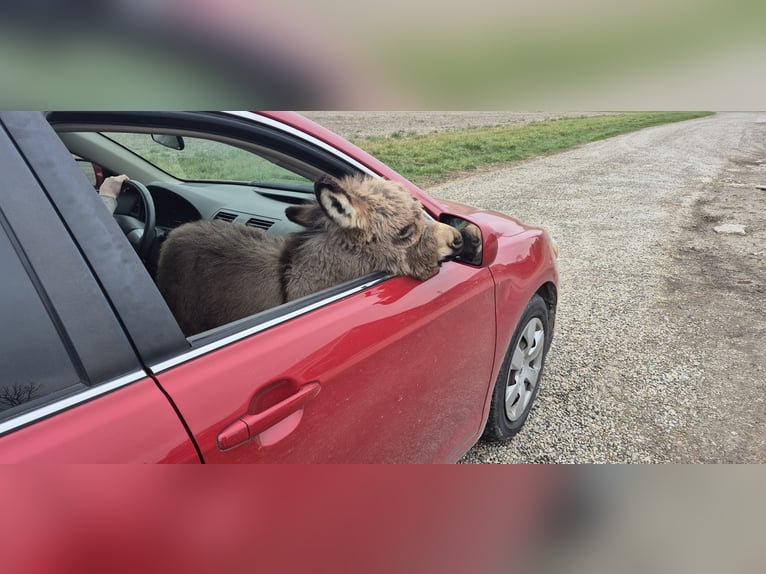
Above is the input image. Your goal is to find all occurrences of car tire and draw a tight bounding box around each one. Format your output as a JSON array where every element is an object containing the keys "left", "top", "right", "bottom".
[{"left": 483, "top": 294, "right": 550, "bottom": 441}]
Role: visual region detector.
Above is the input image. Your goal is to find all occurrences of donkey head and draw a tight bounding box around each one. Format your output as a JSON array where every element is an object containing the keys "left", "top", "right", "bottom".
[{"left": 287, "top": 175, "right": 463, "bottom": 280}]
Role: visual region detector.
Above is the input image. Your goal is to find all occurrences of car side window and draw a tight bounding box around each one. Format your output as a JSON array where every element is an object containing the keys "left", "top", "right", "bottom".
[
  {"left": 72, "top": 156, "right": 101, "bottom": 188},
  {"left": 0, "top": 221, "right": 85, "bottom": 425}
]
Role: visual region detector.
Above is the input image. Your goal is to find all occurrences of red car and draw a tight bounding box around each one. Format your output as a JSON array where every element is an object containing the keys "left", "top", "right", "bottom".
[{"left": 0, "top": 111, "right": 558, "bottom": 462}]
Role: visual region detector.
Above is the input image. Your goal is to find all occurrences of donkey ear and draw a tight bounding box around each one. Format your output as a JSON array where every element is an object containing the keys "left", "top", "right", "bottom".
[
  {"left": 314, "top": 176, "right": 361, "bottom": 229},
  {"left": 285, "top": 202, "right": 324, "bottom": 228}
]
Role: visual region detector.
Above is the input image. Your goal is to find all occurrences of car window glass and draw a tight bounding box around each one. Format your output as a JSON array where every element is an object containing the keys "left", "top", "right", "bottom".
[
  {"left": 102, "top": 132, "right": 311, "bottom": 185},
  {"left": 0, "top": 223, "right": 85, "bottom": 424},
  {"left": 73, "top": 157, "right": 97, "bottom": 187}
]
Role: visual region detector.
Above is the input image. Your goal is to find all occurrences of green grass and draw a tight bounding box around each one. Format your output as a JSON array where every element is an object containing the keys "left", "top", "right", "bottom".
[
  {"left": 351, "top": 112, "right": 713, "bottom": 186},
  {"left": 103, "top": 132, "right": 309, "bottom": 184}
]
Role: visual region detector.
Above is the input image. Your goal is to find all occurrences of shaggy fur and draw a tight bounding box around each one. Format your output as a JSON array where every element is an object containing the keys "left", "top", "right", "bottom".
[{"left": 157, "top": 175, "right": 463, "bottom": 335}]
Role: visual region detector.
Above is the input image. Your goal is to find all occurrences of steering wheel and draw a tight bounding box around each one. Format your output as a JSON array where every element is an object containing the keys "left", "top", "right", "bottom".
[{"left": 112, "top": 179, "right": 156, "bottom": 261}]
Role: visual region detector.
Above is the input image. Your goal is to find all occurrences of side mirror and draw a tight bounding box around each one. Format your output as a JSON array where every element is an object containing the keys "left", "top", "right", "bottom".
[
  {"left": 151, "top": 134, "right": 185, "bottom": 150},
  {"left": 442, "top": 215, "right": 483, "bottom": 265}
]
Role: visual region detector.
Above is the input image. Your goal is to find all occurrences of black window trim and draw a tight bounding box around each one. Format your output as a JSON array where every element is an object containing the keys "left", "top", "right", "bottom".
[{"left": 46, "top": 111, "right": 372, "bottom": 181}]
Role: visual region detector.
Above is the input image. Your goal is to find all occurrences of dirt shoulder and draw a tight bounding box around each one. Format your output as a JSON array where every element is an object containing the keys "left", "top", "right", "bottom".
[{"left": 662, "top": 133, "right": 766, "bottom": 461}]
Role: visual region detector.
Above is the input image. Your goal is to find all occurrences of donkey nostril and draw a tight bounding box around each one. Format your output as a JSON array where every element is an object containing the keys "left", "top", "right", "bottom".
[{"left": 452, "top": 234, "right": 464, "bottom": 251}]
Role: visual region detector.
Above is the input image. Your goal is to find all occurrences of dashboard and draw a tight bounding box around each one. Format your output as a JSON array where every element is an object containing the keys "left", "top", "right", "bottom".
[{"left": 146, "top": 181, "right": 313, "bottom": 235}]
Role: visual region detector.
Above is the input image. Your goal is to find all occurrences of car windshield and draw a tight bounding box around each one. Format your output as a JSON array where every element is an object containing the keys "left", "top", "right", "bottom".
[{"left": 101, "top": 132, "right": 310, "bottom": 185}]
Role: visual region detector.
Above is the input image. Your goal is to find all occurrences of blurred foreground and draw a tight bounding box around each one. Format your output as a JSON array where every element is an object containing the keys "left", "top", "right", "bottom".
[
  {"left": 0, "top": 466, "right": 762, "bottom": 573},
  {"left": 1, "top": 0, "right": 765, "bottom": 109}
]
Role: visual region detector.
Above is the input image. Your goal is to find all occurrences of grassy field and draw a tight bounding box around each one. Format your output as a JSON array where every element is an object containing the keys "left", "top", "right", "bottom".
[{"left": 351, "top": 112, "right": 713, "bottom": 186}]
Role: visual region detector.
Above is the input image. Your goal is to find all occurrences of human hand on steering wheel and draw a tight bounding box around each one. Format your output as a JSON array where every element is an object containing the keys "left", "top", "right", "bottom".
[
  {"left": 99, "top": 174, "right": 130, "bottom": 214},
  {"left": 103, "top": 176, "right": 157, "bottom": 262}
]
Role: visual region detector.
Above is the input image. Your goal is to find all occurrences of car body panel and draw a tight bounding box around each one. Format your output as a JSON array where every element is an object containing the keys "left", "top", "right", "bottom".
[{"left": 0, "top": 376, "right": 200, "bottom": 463}]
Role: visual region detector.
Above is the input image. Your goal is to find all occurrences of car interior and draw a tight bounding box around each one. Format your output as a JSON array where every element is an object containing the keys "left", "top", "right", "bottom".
[{"left": 54, "top": 125, "right": 335, "bottom": 277}]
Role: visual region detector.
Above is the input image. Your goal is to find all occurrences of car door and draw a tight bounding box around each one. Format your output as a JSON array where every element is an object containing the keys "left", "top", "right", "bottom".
[
  {"left": 0, "top": 113, "right": 199, "bottom": 463},
  {"left": 151, "top": 261, "right": 496, "bottom": 463}
]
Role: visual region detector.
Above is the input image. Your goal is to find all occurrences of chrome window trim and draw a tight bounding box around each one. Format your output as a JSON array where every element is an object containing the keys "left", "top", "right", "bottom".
[
  {"left": 150, "top": 273, "right": 390, "bottom": 374},
  {"left": 224, "top": 111, "right": 380, "bottom": 177},
  {"left": 0, "top": 370, "right": 147, "bottom": 436}
]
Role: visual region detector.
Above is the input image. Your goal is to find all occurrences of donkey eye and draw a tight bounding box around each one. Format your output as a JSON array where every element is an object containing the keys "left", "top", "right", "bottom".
[{"left": 398, "top": 224, "right": 414, "bottom": 238}]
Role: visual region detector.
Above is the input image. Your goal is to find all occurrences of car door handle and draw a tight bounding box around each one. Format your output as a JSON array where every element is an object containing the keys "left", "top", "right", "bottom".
[
  {"left": 217, "top": 382, "right": 321, "bottom": 451},
  {"left": 243, "top": 381, "right": 321, "bottom": 437}
]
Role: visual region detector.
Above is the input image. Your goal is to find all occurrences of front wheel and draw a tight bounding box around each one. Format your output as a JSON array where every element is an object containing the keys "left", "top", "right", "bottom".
[{"left": 483, "top": 294, "right": 550, "bottom": 441}]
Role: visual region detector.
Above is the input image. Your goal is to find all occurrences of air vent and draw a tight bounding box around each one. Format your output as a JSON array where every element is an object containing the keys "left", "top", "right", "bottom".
[
  {"left": 245, "top": 217, "right": 275, "bottom": 231},
  {"left": 213, "top": 210, "right": 237, "bottom": 223}
]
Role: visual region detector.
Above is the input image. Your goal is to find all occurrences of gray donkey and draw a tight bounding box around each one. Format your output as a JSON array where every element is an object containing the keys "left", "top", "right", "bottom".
[{"left": 157, "top": 175, "right": 464, "bottom": 335}]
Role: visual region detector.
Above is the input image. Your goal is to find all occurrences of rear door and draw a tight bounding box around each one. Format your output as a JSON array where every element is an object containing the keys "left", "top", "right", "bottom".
[{"left": 0, "top": 113, "right": 199, "bottom": 463}]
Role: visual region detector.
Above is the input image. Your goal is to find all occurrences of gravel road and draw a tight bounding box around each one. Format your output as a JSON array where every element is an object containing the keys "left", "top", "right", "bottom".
[{"left": 310, "top": 112, "right": 766, "bottom": 463}]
